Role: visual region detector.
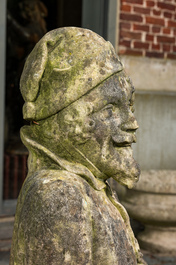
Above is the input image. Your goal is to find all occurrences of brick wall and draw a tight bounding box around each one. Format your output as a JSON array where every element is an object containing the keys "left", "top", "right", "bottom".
[{"left": 119, "top": 0, "right": 176, "bottom": 59}]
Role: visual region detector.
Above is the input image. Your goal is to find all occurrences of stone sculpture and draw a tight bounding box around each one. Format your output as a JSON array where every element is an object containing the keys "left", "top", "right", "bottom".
[{"left": 10, "top": 27, "right": 146, "bottom": 265}]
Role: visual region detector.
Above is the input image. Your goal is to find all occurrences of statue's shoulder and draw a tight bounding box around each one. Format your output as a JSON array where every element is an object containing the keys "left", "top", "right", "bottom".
[
  {"left": 19, "top": 169, "right": 90, "bottom": 209},
  {"left": 24, "top": 169, "right": 88, "bottom": 191},
  {"left": 12, "top": 170, "right": 94, "bottom": 265}
]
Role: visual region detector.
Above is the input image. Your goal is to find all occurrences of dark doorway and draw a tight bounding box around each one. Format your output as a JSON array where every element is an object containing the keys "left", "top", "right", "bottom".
[
  {"left": 4, "top": 0, "right": 82, "bottom": 200},
  {"left": 43, "top": 0, "right": 82, "bottom": 30}
]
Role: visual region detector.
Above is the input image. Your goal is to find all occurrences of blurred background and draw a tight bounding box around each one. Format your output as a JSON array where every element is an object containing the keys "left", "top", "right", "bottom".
[{"left": 0, "top": 0, "right": 176, "bottom": 263}]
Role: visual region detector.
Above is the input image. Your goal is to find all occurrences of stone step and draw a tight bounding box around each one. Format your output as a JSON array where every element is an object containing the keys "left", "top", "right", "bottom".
[{"left": 0, "top": 217, "right": 14, "bottom": 241}]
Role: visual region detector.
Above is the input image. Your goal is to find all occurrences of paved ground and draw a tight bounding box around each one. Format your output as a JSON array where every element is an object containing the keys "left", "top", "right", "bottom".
[{"left": 0, "top": 215, "right": 175, "bottom": 265}]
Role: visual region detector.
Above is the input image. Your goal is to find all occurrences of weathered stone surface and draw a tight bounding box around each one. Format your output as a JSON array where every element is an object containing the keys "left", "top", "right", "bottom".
[
  {"left": 20, "top": 27, "right": 123, "bottom": 121},
  {"left": 10, "top": 27, "right": 146, "bottom": 264},
  {"left": 11, "top": 169, "right": 138, "bottom": 264}
]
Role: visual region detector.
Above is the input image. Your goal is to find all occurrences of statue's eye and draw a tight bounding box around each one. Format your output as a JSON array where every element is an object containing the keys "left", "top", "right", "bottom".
[
  {"left": 103, "top": 104, "right": 115, "bottom": 111},
  {"left": 100, "top": 104, "right": 116, "bottom": 119}
]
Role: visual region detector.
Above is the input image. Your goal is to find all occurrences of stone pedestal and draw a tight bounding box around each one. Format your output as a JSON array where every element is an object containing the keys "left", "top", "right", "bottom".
[
  {"left": 138, "top": 226, "right": 176, "bottom": 254},
  {"left": 120, "top": 170, "right": 176, "bottom": 254}
]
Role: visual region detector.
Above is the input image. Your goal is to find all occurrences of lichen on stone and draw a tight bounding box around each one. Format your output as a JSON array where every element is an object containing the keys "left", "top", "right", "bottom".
[{"left": 10, "top": 27, "right": 146, "bottom": 265}]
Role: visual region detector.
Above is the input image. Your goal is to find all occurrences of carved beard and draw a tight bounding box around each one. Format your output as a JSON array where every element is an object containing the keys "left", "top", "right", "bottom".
[
  {"left": 100, "top": 139, "right": 140, "bottom": 188},
  {"left": 73, "top": 133, "right": 140, "bottom": 188}
]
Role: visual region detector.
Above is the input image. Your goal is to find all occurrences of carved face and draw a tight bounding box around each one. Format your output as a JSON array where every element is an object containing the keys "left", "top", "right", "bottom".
[{"left": 58, "top": 71, "right": 140, "bottom": 188}]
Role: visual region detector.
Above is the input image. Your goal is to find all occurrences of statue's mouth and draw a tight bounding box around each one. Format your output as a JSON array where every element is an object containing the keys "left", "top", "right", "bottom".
[
  {"left": 113, "top": 141, "right": 132, "bottom": 148},
  {"left": 113, "top": 142, "right": 132, "bottom": 148},
  {"left": 112, "top": 134, "right": 136, "bottom": 148}
]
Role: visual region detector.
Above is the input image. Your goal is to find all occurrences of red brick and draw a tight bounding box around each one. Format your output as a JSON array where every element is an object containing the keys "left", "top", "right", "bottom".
[
  {"left": 119, "top": 48, "right": 143, "bottom": 56},
  {"left": 120, "top": 22, "right": 131, "bottom": 30},
  {"left": 133, "top": 24, "right": 150, "bottom": 32},
  {"left": 173, "top": 46, "right": 176, "bottom": 52},
  {"left": 121, "top": 4, "right": 131, "bottom": 12},
  {"left": 152, "top": 43, "right": 160, "bottom": 50},
  {"left": 146, "top": 17, "right": 165, "bottom": 26},
  {"left": 152, "top": 26, "right": 161, "bottom": 33},
  {"left": 120, "top": 30, "right": 142, "bottom": 40},
  {"left": 164, "top": 12, "right": 173, "bottom": 19},
  {"left": 153, "top": 9, "right": 162, "bottom": 16},
  {"left": 146, "top": 51, "right": 164, "bottom": 58},
  {"left": 133, "top": 6, "right": 150, "bottom": 14},
  {"left": 167, "top": 53, "right": 176, "bottom": 60},
  {"left": 163, "top": 28, "right": 171, "bottom": 34},
  {"left": 146, "top": 1, "right": 155, "bottom": 7},
  {"left": 157, "top": 36, "right": 175, "bottom": 43},
  {"left": 120, "top": 13, "right": 143, "bottom": 22},
  {"left": 163, "top": 44, "right": 171, "bottom": 52},
  {"left": 134, "top": 41, "right": 150, "bottom": 50},
  {"left": 146, "top": 34, "right": 154, "bottom": 41},
  {"left": 121, "top": 0, "right": 143, "bottom": 4},
  {"left": 157, "top": 2, "right": 176, "bottom": 11},
  {"left": 119, "top": 40, "right": 131, "bottom": 48},
  {"left": 174, "top": 29, "right": 176, "bottom": 36},
  {"left": 168, "top": 20, "right": 176, "bottom": 28}
]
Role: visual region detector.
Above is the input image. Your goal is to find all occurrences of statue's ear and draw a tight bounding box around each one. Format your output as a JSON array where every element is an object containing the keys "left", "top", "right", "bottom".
[{"left": 20, "top": 40, "right": 48, "bottom": 102}]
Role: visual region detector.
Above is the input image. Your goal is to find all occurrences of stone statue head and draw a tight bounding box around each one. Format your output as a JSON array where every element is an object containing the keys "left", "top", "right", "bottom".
[{"left": 20, "top": 27, "right": 140, "bottom": 188}]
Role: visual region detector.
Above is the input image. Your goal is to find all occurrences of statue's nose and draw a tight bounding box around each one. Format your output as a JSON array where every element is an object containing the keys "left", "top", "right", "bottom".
[{"left": 121, "top": 116, "right": 139, "bottom": 132}]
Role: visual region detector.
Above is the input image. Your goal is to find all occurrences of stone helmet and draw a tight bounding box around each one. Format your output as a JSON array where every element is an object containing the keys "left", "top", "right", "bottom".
[{"left": 20, "top": 27, "right": 123, "bottom": 121}]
